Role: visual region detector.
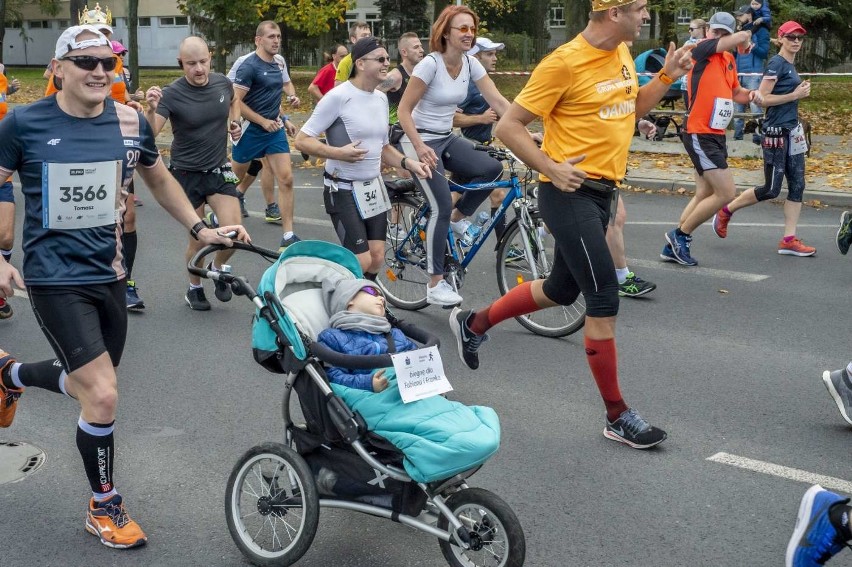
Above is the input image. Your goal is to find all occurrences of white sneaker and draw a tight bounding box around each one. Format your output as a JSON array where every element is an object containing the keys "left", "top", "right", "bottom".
[
  {"left": 426, "top": 280, "right": 462, "bottom": 306},
  {"left": 449, "top": 218, "right": 472, "bottom": 237}
]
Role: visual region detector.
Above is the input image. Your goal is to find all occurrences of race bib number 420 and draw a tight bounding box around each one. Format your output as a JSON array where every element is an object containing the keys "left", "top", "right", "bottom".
[{"left": 42, "top": 161, "right": 121, "bottom": 230}]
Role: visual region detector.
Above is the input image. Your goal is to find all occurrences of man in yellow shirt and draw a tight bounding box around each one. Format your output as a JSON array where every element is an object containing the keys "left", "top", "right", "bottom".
[
  {"left": 333, "top": 21, "right": 372, "bottom": 85},
  {"left": 449, "top": 0, "right": 693, "bottom": 449}
]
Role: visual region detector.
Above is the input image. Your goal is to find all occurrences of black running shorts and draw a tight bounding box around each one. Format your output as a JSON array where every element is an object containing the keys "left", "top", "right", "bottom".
[
  {"left": 682, "top": 132, "right": 728, "bottom": 175},
  {"left": 323, "top": 185, "right": 387, "bottom": 255},
  {"left": 29, "top": 281, "right": 127, "bottom": 373},
  {"left": 170, "top": 169, "right": 241, "bottom": 209}
]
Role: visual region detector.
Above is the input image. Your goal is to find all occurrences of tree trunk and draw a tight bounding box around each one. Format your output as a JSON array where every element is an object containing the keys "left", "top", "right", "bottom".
[
  {"left": 69, "top": 0, "right": 86, "bottom": 25},
  {"left": 128, "top": 0, "right": 139, "bottom": 90},
  {"left": 213, "top": 22, "right": 225, "bottom": 74},
  {"left": 0, "top": 0, "right": 7, "bottom": 65}
]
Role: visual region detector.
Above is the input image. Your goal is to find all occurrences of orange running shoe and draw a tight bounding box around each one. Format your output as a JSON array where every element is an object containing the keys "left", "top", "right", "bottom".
[
  {"left": 713, "top": 208, "right": 732, "bottom": 238},
  {"left": 778, "top": 237, "right": 816, "bottom": 257},
  {"left": 0, "top": 350, "right": 22, "bottom": 428},
  {"left": 85, "top": 495, "right": 148, "bottom": 549}
]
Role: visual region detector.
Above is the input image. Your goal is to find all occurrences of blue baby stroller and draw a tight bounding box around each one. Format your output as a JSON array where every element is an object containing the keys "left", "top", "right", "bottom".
[{"left": 188, "top": 240, "right": 525, "bottom": 567}]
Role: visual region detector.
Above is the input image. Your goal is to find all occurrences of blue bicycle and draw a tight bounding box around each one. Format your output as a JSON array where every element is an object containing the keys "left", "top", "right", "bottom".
[{"left": 378, "top": 145, "right": 586, "bottom": 338}]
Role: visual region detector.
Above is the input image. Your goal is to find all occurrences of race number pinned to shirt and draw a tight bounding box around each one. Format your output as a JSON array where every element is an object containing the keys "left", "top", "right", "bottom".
[
  {"left": 42, "top": 161, "right": 121, "bottom": 230},
  {"left": 352, "top": 177, "right": 391, "bottom": 219},
  {"left": 789, "top": 123, "right": 808, "bottom": 156},
  {"left": 391, "top": 346, "right": 453, "bottom": 403},
  {"left": 709, "top": 98, "right": 734, "bottom": 130}
]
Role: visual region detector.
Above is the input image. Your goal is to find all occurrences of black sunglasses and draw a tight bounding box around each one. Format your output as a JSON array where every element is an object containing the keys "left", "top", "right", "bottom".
[
  {"left": 783, "top": 35, "right": 804, "bottom": 42},
  {"left": 62, "top": 55, "right": 117, "bottom": 72},
  {"left": 361, "top": 56, "right": 390, "bottom": 64}
]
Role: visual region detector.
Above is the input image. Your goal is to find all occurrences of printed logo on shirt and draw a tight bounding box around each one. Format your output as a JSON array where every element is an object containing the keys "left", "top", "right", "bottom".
[
  {"left": 219, "top": 94, "right": 225, "bottom": 103},
  {"left": 595, "top": 78, "right": 634, "bottom": 95},
  {"left": 47, "top": 138, "right": 61, "bottom": 146},
  {"left": 598, "top": 99, "right": 636, "bottom": 120}
]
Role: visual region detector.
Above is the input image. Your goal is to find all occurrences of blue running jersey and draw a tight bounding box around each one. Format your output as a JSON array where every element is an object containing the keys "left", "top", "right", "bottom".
[
  {"left": 0, "top": 97, "right": 160, "bottom": 286},
  {"left": 233, "top": 53, "right": 286, "bottom": 120}
]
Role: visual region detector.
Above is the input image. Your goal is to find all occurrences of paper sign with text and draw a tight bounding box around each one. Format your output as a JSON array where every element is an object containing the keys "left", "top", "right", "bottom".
[{"left": 391, "top": 346, "right": 452, "bottom": 403}]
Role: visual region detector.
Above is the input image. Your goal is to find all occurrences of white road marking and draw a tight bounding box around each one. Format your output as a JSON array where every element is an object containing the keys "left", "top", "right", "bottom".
[
  {"left": 707, "top": 452, "right": 852, "bottom": 493},
  {"left": 245, "top": 210, "right": 332, "bottom": 228},
  {"left": 628, "top": 258, "right": 769, "bottom": 282},
  {"left": 13, "top": 289, "right": 28, "bottom": 300},
  {"left": 627, "top": 221, "right": 837, "bottom": 228}
]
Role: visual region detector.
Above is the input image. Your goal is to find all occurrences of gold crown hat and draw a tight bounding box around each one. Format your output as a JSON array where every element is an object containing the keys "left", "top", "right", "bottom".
[
  {"left": 592, "top": 0, "right": 638, "bottom": 11},
  {"left": 78, "top": 3, "right": 113, "bottom": 28}
]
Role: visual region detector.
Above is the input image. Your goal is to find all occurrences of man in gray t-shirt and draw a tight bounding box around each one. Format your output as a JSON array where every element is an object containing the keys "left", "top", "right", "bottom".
[{"left": 144, "top": 36, "right": 244, "bottom": 311}]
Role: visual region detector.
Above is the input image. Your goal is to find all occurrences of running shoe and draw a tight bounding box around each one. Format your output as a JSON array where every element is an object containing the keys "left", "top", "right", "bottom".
[
  {"left": 125, "top": 280, "right": 145, "bottom": 311},
  {"left": 265, "top": 203, "right": 282, "bottom": 223},
  {"left": 206, "top": 262, "right": 232, "bottom": 302},
  {"left": 836, "top": 211, "right": 852, "bottom": 255},
  {"left": 786, "top": 485, "right": 851, "bottom": 567},
  {"left": 204, "top": 211, "right": 219, "bottom": 229},
  {"left": 238, "top": 194, "right": 249, "bottom": 218},
  {"left": 278, "top": 234, "right": 301, "bottom": 253},
  {"left": 426, "top": 280, "right": 462, "bottom": 307},
  {"left": 85, "top": 494, "right": 148, "bottom": 549},
  {"left": 603, "top": 408, "right": 667, "bottom": 449},
  {"left": 713, "top": 208, "right": 732, "bottom": 238},
  {"left": 449, "top": 308, "right": 489, "bottom": 370},
  {"left": 778, "top": 237, "right": 816, "bottom": 257},
  {"left": 618, "top": 272, "right": 657, "bottom": 298},
  {"left": 0, "top": 297, "right": 12, "bottom": 319},
  {"left": 0, "top": 349, "right": 22, "bottom": 428},
  {"left": 665, "top": 229, "right": 698, "bottom": 266},
  {"left": 821, "top": 368, "right": 852, "bottom": 426},
  {"left": 185, "top": 287, "right": 211, "bottom": 311},
  {"left": 660, "top": 243, "right": 678, "bottom": 263},
  {"left": 387, "top": 223, "right": 406, "bottom": 243}
]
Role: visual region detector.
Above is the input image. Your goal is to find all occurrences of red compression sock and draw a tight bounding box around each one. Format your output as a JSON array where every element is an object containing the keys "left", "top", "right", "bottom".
[
  {"left": 469, "top": 281, "right": 539, "bottom": 335},
  {"left": 584, "top": 336, "right": 628, "bottom": 422}
]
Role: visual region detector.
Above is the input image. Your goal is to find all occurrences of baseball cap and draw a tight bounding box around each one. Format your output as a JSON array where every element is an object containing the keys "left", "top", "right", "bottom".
[
  {"left": 733, "top": 5, "right": 750, "bottom": 16},
  {"left": 778, "top": 21, "right": 807, "bottom": 37},
  {"left": 468, "top": 37, "right": 505, "bottom": 56},
  {"left": 110, "top": 40, "right": 127, "bottom": 55},
  {"left": 54, "top": 25, "right": 110, "bottom": 60},
  {"left": 708, "top": 12, "right": 736, "bottom": 35}
]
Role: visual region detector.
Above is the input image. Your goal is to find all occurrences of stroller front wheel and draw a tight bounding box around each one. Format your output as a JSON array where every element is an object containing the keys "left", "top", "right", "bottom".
[
  {"left": 225, "top": 442, "right": 319, "bottom": 566},
  {"left": 437, "top": 487, "right": 526, "bottom": 567}
]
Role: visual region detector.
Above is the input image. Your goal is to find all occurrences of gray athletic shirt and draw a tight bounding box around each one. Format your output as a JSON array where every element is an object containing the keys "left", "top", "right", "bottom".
[{"left": 156, "top": 73, "right": 234, "bottom": 171}]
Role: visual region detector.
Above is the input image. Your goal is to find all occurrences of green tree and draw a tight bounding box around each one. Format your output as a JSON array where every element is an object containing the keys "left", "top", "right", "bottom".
[
  {"left": 376, "top": 0, "right": 430, "bottom": 38},
  {"left": 0, "top": 0, "right": 59, "bottom": 64}
]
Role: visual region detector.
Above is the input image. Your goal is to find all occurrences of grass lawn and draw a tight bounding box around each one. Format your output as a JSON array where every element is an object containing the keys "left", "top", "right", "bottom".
[{"left": 6, "top": 66, "right": 850, "bottom": 135}]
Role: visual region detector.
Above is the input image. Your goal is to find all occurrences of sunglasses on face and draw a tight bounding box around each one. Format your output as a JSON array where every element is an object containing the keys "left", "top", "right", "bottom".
[
  {"left": 689, "top": 27, "right": 700, "bottom": 31},
  {"left": 784, "top": 35, "right": 804, "bottom": 42},
  {"left": 62, "top": 55, "right": 117, "bottom": 72},
  {"left": 360, "top": 286, "right": 383, "bottom": 298},
  {"left": 451, "top": 25, "right": 476, "bottom": 34},
  {"left": 361, "top": 56, "right": 390, "bottom": 64}
]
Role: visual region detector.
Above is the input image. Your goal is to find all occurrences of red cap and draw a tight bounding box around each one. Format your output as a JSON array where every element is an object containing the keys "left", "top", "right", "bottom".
[
  {"left": 777, "top": 21, "right": 806, "bottom": 38},
  {"left": 110, "top": 40, "right": 127, "bottom": 54}
]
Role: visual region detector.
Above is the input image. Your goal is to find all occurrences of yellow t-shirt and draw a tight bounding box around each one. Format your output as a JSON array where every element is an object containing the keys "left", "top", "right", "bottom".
[
  {"left": 514, "top": 34, "right": 638, "bottom": 182},
  {"left": 334, "top": 54, "right": 353, "bottom": 82}
]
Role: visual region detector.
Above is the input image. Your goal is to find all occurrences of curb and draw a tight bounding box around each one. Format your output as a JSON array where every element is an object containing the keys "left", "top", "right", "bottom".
[{"left": 624, "top": 176, "right": 852, "bottom": 208}]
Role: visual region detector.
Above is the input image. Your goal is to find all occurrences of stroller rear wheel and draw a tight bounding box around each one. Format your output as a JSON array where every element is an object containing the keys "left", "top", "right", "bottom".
[
  {"left": 437, "top": 487, "right": 526, "bottom": 567},
  {"left": 226, "top": 442, "right": 319, "bottom": 566}
]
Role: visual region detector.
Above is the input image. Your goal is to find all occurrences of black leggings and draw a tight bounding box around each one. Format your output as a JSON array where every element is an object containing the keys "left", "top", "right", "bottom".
[
  {"left": 537, "top": 182, "right": 620, "bottom": 318},
  {"left": 401, "top": 134, "right": 503, "bottom": 275}
]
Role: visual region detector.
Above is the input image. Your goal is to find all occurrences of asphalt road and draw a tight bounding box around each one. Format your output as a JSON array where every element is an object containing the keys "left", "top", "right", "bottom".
[{"left": 1, "top": 168, "right": 850, "bottom": 567}]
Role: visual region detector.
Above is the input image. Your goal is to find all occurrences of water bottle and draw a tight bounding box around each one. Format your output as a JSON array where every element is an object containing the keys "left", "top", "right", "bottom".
[{"left": 462, "top": 211, "right": 491, "bottom": 246}]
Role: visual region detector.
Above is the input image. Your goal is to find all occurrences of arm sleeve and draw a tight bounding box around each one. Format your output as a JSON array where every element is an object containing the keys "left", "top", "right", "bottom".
[
  {"left": 233, "top": 59, "right": 253, "bottom": 90},
  {"left": 137, "top": 115, "right": 161, "bottom": 167},
  {"left": 467, "top": 55, "right": 487, "bottom": 82},
  {"left": 226, "top": 56, "right": 243, "bottom": 82},
  {"left": 275, "top": 55, "right": 291, "bottom": 83},
  {"left": 0, "top": 110, "right": 22, "bottom": 172},
  {"left": 763, "top": 56, "right": 782, "bottom": 81},
  {"left": 692, "top": 38, "right": 719, "bottom": 62},
  {"left": 300, "top": 90, "right": 340, "bottom": 137},
  {"left": 513, "top": 51, "right": 571, "bottom": 118},
  {"left": 411, "top": 54, "right": 438, "bottom": 86},
  {"left": 155, "top": 86, "right": 172, "bottom": 120}
]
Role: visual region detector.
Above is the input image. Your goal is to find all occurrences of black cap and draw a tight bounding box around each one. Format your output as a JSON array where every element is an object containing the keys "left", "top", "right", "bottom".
[
  {"left": 734, "top": 5, "right": 751, "bottom": 16},
  {"left": 351, "top": 36, "right": 382, "bottom": 63}
]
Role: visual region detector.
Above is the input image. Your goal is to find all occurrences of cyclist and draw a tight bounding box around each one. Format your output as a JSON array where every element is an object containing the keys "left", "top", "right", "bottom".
[
  {"left": 231, "top": 21, "right": 301, "bottom": 252},
  {"left": 295, "top": 37, "right": 429, "bottom": 280},
  {"left": 449, "top": 0, "right": 694, "bottom": 449},
  {"left": 0, "top": 62, "right": 20, "bottom": 319},
  {"left": 144, "top": 36, "right": 245, "bottom": 310},
  {"left": 397, "top": 5, "right": 510, "bottom": 306},
  {"left": 0, "top": 25, "right": 249, "bottom": 548},
  {"left": 662, "top": 12, "right": 762, "bottom": 266},
  {"left": 712, "top": 21, "right": 815, "bottom": 257}
]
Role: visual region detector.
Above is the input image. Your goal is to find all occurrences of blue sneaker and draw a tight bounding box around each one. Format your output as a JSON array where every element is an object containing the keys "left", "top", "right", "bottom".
[
  {"left": 278, "top": 234, "right": 301, "bottom": 253},
  {"left": 660, "top": 243, "right": 678, "bottom": 263},
  {"left": 204, "top": 211, "right": 219, "bottom": 229},
  {"left": 665, "top": 229, "right": 698, "bottom": 266},
  {"left": 786, "top": 485, "right": 851, "bottom": 567},
  {"left": 125, "top": 280, "right": 145, "bottom": 311},
  {"left": 265, "top": 203, "right": 282, "bottom": 223}
]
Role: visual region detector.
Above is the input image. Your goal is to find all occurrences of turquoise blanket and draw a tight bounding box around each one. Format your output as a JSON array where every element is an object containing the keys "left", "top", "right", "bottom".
[{"left": 330, "top": 370, "right": 501, "bottom": 483}]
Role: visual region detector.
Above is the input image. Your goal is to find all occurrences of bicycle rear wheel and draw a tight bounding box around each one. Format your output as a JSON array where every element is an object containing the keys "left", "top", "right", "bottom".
[
  {"left": 377, "top": 195, "right": 430, "bottom": 310},
  {"left": 496, "top": 217, "right": 585, "bottom": 337}
]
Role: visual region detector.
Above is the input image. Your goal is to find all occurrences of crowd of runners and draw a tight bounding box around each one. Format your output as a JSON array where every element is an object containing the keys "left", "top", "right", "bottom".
[{"left": 0, "top": 0, "right": 850, "bottom": 564}]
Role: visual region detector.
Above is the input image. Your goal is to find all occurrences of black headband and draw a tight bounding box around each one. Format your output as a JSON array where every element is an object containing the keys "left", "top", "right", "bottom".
[{"left": 352, "top": 36, "right": 382, "bottom": 62}]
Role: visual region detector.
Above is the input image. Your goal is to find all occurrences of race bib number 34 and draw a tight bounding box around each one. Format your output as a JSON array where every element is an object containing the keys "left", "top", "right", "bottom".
[{"left": 42, "top": 160, "right": 121, "bottom": 230}]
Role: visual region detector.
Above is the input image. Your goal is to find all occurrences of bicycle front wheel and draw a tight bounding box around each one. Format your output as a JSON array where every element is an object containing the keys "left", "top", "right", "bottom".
[
  {"left": 496, "top": 219, "right": 585, "bottom": 337},
  {"left": 377, "top": 195, "right": 430, "bottom": 310}
]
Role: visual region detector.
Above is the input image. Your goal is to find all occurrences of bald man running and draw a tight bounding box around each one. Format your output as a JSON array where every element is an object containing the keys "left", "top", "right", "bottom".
[{"left": 144, "top": 36, "right": 244, "bottom": 310}]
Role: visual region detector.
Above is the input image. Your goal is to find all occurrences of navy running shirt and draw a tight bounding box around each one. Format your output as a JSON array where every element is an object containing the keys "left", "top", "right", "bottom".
[
  {"left": 763, "top": 54, "right": 801, "bottom": 129},
  {"left": 0, "top": 97, "right": 160, "bottom": 286},
  {"left": 458, "top": 80, "right": 492, "bottom": 144},
  {"left": 233, "top": 53, "right": 286, "bottom": 120}
]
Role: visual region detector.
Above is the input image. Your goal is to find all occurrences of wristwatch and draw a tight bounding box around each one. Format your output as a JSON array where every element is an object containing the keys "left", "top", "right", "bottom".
[
  {"left": 658, "top": 71, "right": 675, "bottom": 85},
  {"left": 189, "top": 221, "right": 206, "bottom": 241}
]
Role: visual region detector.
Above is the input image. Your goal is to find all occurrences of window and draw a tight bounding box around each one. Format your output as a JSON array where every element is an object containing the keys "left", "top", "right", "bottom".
[
  {"left": 550, "top": 2, "right": 566, "bottom": 28},
  {"left": 159, "top": 16, "right": 188, "bottom": 27},
  {"left": 364, "top": 13, "right": 380, "bottom": 36},
  {"left": 29, "top": 20, "right": 51, "bottom": 29},
  {"left": 7, "top": 19, "right": 22, "bottom": 29},
  {"left": 138, "top": 17, "right": 151, "bottom": 27},
  {"left": 59, "top": 20, "right": 70, "bottom": 28},
  {"left": 677, "top": 8, "right": 692, "bottom": 25},
  {"left": 113, "top": 17, "right": 123, "bottom": 27}
]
